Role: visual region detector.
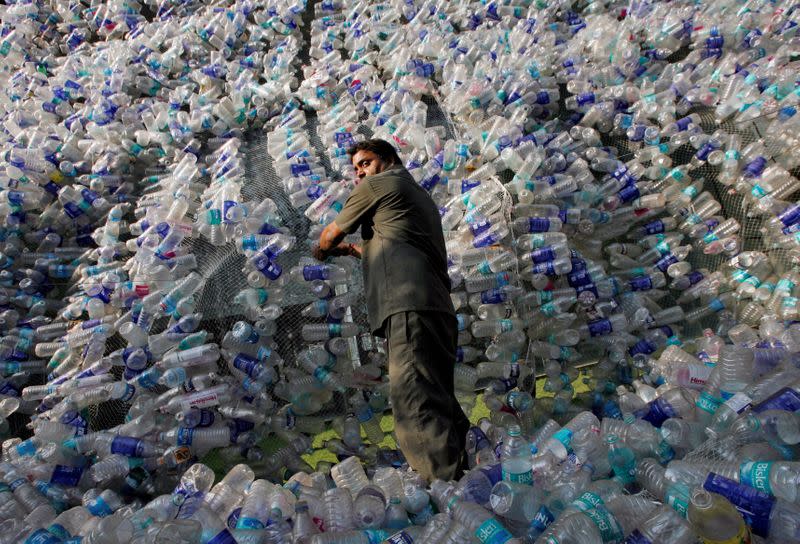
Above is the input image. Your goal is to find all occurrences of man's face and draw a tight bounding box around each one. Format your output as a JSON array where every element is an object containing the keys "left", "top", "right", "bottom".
[{"left": 352, "top": 149, "right": 390, "bottom": 180}]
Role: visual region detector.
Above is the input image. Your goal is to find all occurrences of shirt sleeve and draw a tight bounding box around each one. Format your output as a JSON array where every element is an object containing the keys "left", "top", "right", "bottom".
[{"left": 334, "top": 180, "right": 377, "bottom": 234}]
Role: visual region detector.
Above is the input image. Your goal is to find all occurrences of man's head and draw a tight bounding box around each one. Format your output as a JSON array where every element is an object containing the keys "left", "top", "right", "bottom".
[{"left": 347, "top": 139, "right": 402, "bottom": 180}]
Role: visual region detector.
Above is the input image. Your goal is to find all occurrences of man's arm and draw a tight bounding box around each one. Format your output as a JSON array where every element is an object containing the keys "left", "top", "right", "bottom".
[{"left": 313, "top": 221, "right": 362, "bottom": 260}]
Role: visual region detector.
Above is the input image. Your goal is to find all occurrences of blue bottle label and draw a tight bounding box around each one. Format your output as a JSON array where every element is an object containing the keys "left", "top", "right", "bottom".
[
  {"left": 87, "top": 496, "right": 114, "bottom": 517},
  {"left": 481, "top": 288, "right": 506, "bottom": 304},
  {"left": 703, "top": 473, "right": 774, "bottom": 537},
  {"left": 643, "top": 220, "right": 665, "bottom": 235},
  {"left": 753, "top": 387, "right": 800, "bottom": 412},
  {"left": 177, "top": 427, "right": 194, "bottom": 446},
  {"left": 16, "top": 439, "right": 37, "bottom": 457},
  {"left": 635, "top": 397, "right": 676, "bottom": 427},
  {"left": 110, "top": 436, "right": 143, "bottom": 457},
  {"left": 530, "top": 246, "right": 557, "bottom": 263},
  {"left": 587, "top": 318, "right": 613, "bottom": 337},
  {"left": 302, "top": 265, "right": 326, "bottom": 281},
  {"left": 50, "top": 465, "right": 84, "bottom": 486},
  {"left": 226, "top": 507, "right": 241, "bottom": 530},
  {"left": 624, "top": 530, "right": 653, "bottom": 544},
  {"left": 654, "top": 253, "right": 678, "bottom": 272},
  {"left": 530, "top": 505, "right": 555, "bottom": 531},
  {"left": 24, "top": 529, "right": 62, "bottom": 544},
  {"left": 528, "top": 217, "right": 551, "bottom": 232},
  {"left": 386, "top": 531, "right": 415, "bottom": 544},
  {"left": 628, "top": 276, "right": 653, "bottom": 291},
  {"left": 233, "top": 353, "right": 261, "bottom": 378}
]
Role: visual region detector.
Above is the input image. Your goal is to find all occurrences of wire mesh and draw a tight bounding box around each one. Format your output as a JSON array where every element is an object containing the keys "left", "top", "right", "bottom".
[{"left": 81, "top": 0, "right": 800, "bottom": 449}]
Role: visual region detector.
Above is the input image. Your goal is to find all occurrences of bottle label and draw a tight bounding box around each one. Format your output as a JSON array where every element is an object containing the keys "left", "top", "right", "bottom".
[
  {"left": 550, "top": 428, "right": 573, "bottom": 450},
  {"left": 118, "top": 384, "right": 136, "bottom": 402},
  {"left": 207, "top": 529, "right": 238, "bottom": 544},
  {"left": 571, "top": 491, "right": 604, "bottom": 512},
  {"left": 739, "top": 462, "right": 772, "bottom": 494},
  {"left": 628, "top": 276, "right": 652, "bottom": 291},
  {"left": 636, "top": 397, "right": 676, "bottom": 427},
  {"left": 50, "top": 465, "right": 84, "bottom": 487},
  {"left": 696, "top": 391, "right": 722, "bottom": 415},
  {"left": 48, "top": 524, "right": 69, "bottom": 540},
  {"left": 15, "top": 439, "right": 36, "bottom": 457},
  {"left": 110, "top": 436, "right": 143, "bottom": 457},
  {"left": 24, "top": 529, "right": 62, "bottom": 544},
  {"left": 665, "top": 485, "right": 689, "bottom": 517},
  {"left": 475, "top": 518, "right": 514, "bottom": 544},
  {"left": 8, "top": 477, "right": 26, "bottom": 491},
  {"left": 364, "top": 530, "right": 390, "bottom": 544},
  {"left": 386, "top": 530, "right": 415, "bottom": 544},
  {"left": 624, "top": 530, "right": 653, "bottom": 544},
  {"left": 723, "top": 392, "right": 752, "bottom": 414},
  {"left": 583, "top": 507, "right": 624, "bottom": 543},
  {"left": 236, "top": 516, "right": 265, "bottom": 530},
  {"left": 703, "top": 473, "right": 774, "bottom": 538},
  {"left": 233, "top": 353, "right": 261, "bottom": 378},
  {"left": 528, "top": 217, "right": 551, "bottom": 232},
  {"left": 256, "top": 346, "right": 274, "bottom": 362},
  {"left": 530, "top": 505, "right": 555, "bottom": 531},
  {"left": 531, "top": 246, "right": 556, "bottom": 263},
  {"left": 587, "top": 318, "right": 613, "bottom": 337},
  {"left": 753, "top": 387, "right": 800, "bottom": 412},
  {"left": 481, "top": 288, "right": 505, "bottom": 305},
  {"left": 87, "top": 496, "right": 114, "bottom": 517},
  {"left": 686, "top": 364, "right": 712, "bottom": 387},
  {"left": 137, "top": 369, "right": 160, "bottom": 390},
  {"left": 499, "top": 320, "right": 514, "bottom": 333},
  {"left": 177, "top": 427, "right": 194, "bottom": 446},
  {"left": 502, "top": 467, "right": 533, "bottom": 485}
]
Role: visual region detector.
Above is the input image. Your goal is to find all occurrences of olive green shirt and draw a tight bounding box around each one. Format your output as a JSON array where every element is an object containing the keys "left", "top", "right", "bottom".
[{"left": 335, "top": 165, "right": 455, "bottom": 335}]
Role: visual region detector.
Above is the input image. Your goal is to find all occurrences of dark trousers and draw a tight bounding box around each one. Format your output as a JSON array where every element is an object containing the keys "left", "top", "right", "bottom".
[{"left": 384, "top": 311, "right": 471, "bottom": 482}]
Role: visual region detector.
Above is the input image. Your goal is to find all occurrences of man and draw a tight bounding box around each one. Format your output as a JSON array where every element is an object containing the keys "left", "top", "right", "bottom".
[{"left": 313, "top": 139, "right": 470, "bottom": 482}]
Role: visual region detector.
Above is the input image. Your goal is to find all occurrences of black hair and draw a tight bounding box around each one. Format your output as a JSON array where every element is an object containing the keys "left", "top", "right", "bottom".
[{"left": 346, "top": 139, "right": 402, "bottom": 166}]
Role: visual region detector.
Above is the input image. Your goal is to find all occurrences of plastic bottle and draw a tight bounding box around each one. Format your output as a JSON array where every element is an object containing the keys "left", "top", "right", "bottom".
[{"left": 687, "top": 488, "right": 752, "bottom": 544}]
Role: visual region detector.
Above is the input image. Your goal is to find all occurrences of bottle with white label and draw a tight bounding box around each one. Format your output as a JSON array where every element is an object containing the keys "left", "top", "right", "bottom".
[{"left": 706, "top": 392, "right": 754, "bottom": 438}]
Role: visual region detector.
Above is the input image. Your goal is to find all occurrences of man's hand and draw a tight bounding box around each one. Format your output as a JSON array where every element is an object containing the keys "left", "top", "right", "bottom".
[
  {"left": 313, "top": 243, "right": 361, "bottom": 261},
  {"left": 316, "top": 221, "right": 357, "bottom": 261},
  {"left": 312, "top": 245, "right": 329, "bottom": 261}
]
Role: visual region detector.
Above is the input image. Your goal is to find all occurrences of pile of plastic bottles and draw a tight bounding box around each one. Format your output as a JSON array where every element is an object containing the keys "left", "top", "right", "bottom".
[{"left": 0, "top": 0, "right": 800, "bottom": 540}]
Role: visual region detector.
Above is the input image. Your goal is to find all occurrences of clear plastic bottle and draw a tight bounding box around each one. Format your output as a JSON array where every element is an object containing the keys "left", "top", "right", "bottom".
[
  {"left": 331, "top": 456, "right": 371, "bottom": 495},
  {"left": 323, "top": 487, "right": 356, "bottom": 533},
  {"left": 500, "top": 425, "right": 533, "bottom": 485},
  {"left": 350, "top": 485, "right": 386, "bottom": 531}
]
